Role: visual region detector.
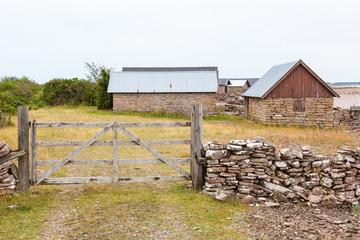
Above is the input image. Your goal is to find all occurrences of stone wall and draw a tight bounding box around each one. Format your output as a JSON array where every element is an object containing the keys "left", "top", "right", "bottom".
[
  {"left": 333, "top": 106, "right": 360, "bottom": 131},
  {"left": 215, "top": 93, "right": 245, "bottom": 115},
  {"left": 0, "top": 141, "right": 17, "bottom": 195},
  {"left": 113, "top": 93, "right": 216, "bottom": 116},
  {"left": 203, "top": 138, "right": 360, "bottom": 206},
  {"left": 227, "top": 86, "right": 246, "bottom": 95},
  {"left": 248, "top": 97, "right": 334, "bottom": 127}
]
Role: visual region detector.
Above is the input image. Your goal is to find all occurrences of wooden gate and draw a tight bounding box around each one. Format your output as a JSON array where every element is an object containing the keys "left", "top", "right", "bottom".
[{"left": 27, "top": 105, "right": 204, "bottom": 189}]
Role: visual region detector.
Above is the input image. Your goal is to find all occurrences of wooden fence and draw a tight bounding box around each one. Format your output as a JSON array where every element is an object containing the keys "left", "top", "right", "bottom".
[{"left": 17, "top": 105, "right": 205, "bottom": 193}]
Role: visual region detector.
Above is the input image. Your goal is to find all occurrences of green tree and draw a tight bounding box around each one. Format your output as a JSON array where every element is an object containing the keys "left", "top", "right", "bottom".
[
  {"left": 96, "top": 69, "right": 112, "bottom": 109},
  {"left": 84, "top": 62, "right": 113, "bottom": 109}
]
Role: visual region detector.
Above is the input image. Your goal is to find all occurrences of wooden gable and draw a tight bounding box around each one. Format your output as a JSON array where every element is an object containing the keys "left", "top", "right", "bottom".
[{"left": 265, "top": 62, "right": 338, "bottom": 99}]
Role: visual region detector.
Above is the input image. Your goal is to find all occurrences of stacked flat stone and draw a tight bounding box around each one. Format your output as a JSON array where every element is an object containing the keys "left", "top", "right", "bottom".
[
  {"left": 203, "top": 138, "right": 360, "bottom": 206},
  {"left": 215, "top": 93, "right": 245, "bottom": 116},
  {"left": 0, "top": 141, "right": 17, "bottom": 195},
  {"left": 333, "top": 106, "right": 360, "bottom": 131}
]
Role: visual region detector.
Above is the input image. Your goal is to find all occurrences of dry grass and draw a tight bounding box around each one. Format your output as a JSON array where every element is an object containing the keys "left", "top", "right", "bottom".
[{"left": 0, "top": 106, "right": 359, "bottom": 239}]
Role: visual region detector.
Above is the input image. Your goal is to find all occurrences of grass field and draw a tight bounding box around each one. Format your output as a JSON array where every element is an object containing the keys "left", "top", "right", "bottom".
[{"left": 0, "top": 106, "right": 359, "bottom": 239}]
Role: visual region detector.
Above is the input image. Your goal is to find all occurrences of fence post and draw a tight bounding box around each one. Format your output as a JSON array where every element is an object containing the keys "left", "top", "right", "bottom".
[
  {"left": 18, "top": 106, "right": 30, "bottom": 193},
  {"left": 191, "top": 104, "right": 205, "bottom": 190},
  {"left": 112, "top": 121, "right": 119, "bottom": 184},
  {"left": 30, "top": 120, "right": 37, "bottom": 185}
]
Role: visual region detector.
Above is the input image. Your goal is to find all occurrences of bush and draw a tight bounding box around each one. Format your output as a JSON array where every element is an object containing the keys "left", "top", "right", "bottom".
[
  {"left": 0, "top": 76, "right": 42, "bottom": 125},
  {"left": 41, "top": 78, "right": 96, "bottom": 106}
]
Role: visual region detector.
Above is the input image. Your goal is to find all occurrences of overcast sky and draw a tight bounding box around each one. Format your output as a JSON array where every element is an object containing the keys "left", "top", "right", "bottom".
[{"left": 1, "top": 0, "right": 359, "bottom": 84}]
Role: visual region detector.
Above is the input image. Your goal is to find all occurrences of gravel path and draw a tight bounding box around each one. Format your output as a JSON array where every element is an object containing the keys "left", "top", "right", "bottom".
[{"left": 239, "top": 203, "right": 360, "bottom": 240}]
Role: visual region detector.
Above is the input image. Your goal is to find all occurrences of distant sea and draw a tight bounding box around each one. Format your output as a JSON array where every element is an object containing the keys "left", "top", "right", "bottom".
[{"left": 328, "top": 82, "right": 360, "bottom": 88}]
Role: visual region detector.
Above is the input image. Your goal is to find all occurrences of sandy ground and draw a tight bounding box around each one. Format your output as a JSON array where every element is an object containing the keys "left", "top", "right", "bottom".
[{"left": 333, "top": 88, "right": 360, "bottom": 108}]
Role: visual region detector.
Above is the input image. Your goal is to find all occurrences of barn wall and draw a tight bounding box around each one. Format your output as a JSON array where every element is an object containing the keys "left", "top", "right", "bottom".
[
  {"left": 248, "top": 97, "right": 334, "bottom": 127},
  {"left": 113, "top": 93, "right": 216, "bottom": 116},
  {"left": 218, "top": 86, "right": 226, "bottom": 93},
  {"left": 227, "top": 86, "right": 245, "bottom": 94},
  {"left": 267, "top": 65, "right": 334, "bottom": 98}
]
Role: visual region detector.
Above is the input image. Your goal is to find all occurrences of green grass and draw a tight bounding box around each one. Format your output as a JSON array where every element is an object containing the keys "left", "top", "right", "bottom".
[{"left": 0, "top": 187, "right": 58, "bottom": 239}]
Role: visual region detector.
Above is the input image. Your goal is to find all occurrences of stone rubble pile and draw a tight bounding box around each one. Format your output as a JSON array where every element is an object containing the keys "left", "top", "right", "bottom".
[
  {"left": 333, "top": 106, "right": 360, "bottom": 131},
  {"left": 0, "top": 141, "right": 18, "bottom": 195},
  {"left": 215, "top": 93, "right": 245, "bottom": 116},
  {"left": 203, "top": 138, "right": 360, "bottom": 206}
]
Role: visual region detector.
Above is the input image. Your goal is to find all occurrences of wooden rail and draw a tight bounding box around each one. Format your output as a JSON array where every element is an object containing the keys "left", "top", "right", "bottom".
[
  {"left": 36, "top": 140, "right": 190, "bottom": 146},
  {"left": 35, "top": 122, "right": 191, "bottom": 128},
  {"left": 0, "top": 151, "right": 26, "bottom": 165},
  {"left": 40, "top": 176, "right": 188, "bottom": 185},
  {"left": 36, "top": 158, "right": 191, "bottom": 166}
]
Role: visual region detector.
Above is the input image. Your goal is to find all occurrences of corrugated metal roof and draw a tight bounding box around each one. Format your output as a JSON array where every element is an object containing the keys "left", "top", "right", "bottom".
[
  {"left": 123, "top": 67, "right": 218, "bottom": 72},
  {"left": 108, "top": 71, "right": 218, "bottom": 93},
  {"left": 242, "top": 61, "right": 298, "bottom": 98},
  {"left": 246, "top": 78, "right": 259, "bottom": 86},
  {"left": 218, "top": 78, "right": 229, "bottom": 86},
  {"left": 229, "top": 79, "right": 247, "bottom": 87}
]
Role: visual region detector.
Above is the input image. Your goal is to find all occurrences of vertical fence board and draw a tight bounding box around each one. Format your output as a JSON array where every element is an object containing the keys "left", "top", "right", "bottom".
[
  {"left": 18, "top": 106, "right": 29, "bottom": 193},
  {"left": 30, "top": 120, "right": 37, "bottom": 185},
  {"left": 191, "top": 104, "right": 205, "bottom": 190},
  {"left": 112, "top": 121, "right": 119, "bottom": 184}
]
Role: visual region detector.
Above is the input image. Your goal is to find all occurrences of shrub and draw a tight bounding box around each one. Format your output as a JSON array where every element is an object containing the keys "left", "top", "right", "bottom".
[
  {"left": 41, "top": 78, "right": 96, "bottom": 106},
  {"left": 0, "top": 76, "right": 42, "bottom": 125}
]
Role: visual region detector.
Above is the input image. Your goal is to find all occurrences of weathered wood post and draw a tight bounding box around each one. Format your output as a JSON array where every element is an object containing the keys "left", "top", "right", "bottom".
[
  {"left": 18, "top": 106, "right": 30, "bottom": 193},
  {"left": 191, "top": 104, "right": 205, "bottom": 190},
  {"left": 30, "top": 120, "right": 37, "bottom": 185},
  {"left": 112, "top": 121, "right": 119, "bottom": 184}
]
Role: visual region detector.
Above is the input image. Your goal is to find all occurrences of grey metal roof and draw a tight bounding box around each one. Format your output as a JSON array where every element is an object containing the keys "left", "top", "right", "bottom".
[
  {"left": 218, "top": 78, "right": 229, "bottom": 86},
  {"left": 228, "top": 79, "right": 247, "bottom": 87},
  {"left": 246, "top": 78, "right": 259, "bottom": 86},
  {"left": 108, "top": 71, "right": 218, "bottom": 93},
  {"left": 242, "top": 61, "right": 298, "bottom": 98},
  {"left": 122, "top": 67, "right": 218, "bottom": 72},
  {"left": 219, "top": 78, "right": 258, "bottom": 86}
]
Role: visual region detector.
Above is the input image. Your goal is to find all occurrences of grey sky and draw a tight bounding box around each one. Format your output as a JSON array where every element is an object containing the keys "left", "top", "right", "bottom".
[{"left": 1, "top": 0, "right": 359, "bottom": 84}]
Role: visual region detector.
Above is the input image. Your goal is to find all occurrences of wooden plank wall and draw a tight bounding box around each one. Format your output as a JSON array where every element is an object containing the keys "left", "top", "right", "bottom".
[{"left": 266, "top": 65, "right": 334, "bottom": 98}]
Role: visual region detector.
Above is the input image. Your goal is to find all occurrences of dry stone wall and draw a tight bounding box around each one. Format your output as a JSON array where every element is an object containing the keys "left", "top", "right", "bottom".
[
  {"left": 203, "top": 138, "right": 360, "bottom": 206},
  {"left": 215, "top": 93, "right": 245, "bottom": 115},
  {"left": 334, "top": 106, "right": 360, "bottom": 131},
  {"left": 0, "top": 141, "right": 17, "bottom": 195}
]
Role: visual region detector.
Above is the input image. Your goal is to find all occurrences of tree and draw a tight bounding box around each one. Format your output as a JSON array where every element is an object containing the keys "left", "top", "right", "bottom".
[
  {"left": 96, "top": 69, "right": 112, "bottom": 109},
  {"left": 84, "top": 62, "right": 113, "bottom": 109}
]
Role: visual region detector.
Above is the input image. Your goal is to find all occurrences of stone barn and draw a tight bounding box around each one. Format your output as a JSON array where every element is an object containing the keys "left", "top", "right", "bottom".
[
  {"left": 243, "top": 60, "right": 339, "bottom": 127},
  {"left": 217, "top": 78, "right": 230, "bottom": 93},
  {"left": 107, "top": 67, "right": 219, "bottom": 116},
  {"left": 227, "top": 79, "right": 247, "bottom": 94}
]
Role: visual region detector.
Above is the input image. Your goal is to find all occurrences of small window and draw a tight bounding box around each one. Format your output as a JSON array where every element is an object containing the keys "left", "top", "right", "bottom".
[{"left": 293, "top": 98, "right": 305, "bottom": 112}]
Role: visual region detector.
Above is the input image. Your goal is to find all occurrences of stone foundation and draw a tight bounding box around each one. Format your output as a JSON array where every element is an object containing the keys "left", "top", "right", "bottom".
[
  {"left": 113, "top": 93, "right": 216, "bottom": 116},
  {"left": 203, "top": 138, "right": 360, "bottom": 206}
]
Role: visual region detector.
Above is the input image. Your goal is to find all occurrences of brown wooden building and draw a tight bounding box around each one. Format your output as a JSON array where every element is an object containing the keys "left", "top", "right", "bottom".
[{"left": 242, "top": 60, "right": 339, "bottom": 127}]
